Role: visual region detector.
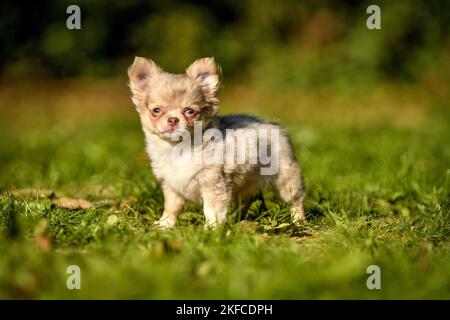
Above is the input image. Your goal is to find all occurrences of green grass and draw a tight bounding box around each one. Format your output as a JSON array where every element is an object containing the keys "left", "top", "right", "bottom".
[{"left": 0, "top": 86, "right": 449, "bottom": 299}]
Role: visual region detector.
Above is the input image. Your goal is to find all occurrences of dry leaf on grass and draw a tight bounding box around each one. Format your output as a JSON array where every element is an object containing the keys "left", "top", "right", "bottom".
[
  {"left": 119, "top": 196, "right": 138, "bottom": 210},
  {"left": 35, "top": 235, "right": 53, "bottom": 252},
  {"left": 54, "top": 197, "right": 93, "bottom": 209}
]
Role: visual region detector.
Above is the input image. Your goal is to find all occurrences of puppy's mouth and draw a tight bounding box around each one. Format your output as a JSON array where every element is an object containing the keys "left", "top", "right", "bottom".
[
  {"left": 165, "top": 127, "right": 176, "bottom": 133},
  {"left": 158, "top": 127, "right": 188, "bottom": 140}
]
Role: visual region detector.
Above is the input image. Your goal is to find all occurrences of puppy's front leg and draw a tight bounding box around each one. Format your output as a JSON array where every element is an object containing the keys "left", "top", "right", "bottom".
[
  {"left": 154, "top": 184, "right": 186, "bottom": 229},
  {"left": 199, "top": 170, "right": 230, "bottom": 228}
]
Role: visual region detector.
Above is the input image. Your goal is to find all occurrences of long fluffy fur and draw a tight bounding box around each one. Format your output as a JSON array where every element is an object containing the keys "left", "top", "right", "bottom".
[{"left": 128, "top": 56, "right": 305, "bottom": 228}]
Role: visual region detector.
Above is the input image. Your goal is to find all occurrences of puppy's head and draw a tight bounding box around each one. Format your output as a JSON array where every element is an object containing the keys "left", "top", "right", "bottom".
[{"left": 128, "top": 57, "right": 221, "bottom": 140}]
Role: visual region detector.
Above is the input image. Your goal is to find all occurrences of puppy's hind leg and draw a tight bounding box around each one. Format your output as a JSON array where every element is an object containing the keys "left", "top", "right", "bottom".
[
  {"left": 199, "top": 169, "right": 231, "bottom": 229},
  {"left": 274, "top": 158, "right": 305, "bottom": 222}
]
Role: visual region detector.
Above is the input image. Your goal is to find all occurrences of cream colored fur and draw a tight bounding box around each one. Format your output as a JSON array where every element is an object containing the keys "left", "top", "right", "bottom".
[{"left": 128, "top": 57, "right": 305, "bottom": 228}]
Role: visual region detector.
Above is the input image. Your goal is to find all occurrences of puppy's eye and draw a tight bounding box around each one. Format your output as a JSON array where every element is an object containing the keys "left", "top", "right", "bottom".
[
  {"left": 184, "top": 107, "right": 196, "bottom": 117},
  {"left": 151, "top": 107, "right": 162, "bottom": 114}
]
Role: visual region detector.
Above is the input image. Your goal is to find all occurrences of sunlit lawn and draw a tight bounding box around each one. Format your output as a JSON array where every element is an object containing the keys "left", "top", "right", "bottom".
[{"left": 0, "top": 80, "right": 448, "bottom": 299}]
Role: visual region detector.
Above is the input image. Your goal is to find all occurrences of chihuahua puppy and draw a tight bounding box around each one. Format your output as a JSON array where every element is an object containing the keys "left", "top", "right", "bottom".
[{"left": 128, "top": 57, "right": 305, "bottom": 228}]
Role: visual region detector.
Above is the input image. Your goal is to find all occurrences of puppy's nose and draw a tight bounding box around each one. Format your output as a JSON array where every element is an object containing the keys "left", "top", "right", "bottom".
[{"left": 168, "top": 117, "right": 179, "bottom": 127}]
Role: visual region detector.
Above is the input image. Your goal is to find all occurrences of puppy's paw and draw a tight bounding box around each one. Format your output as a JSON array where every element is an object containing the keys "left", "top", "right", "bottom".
[
  {"left": 203, "top": 222, "right": 217, "bottom": 230},
  {"left": 204, "top": 219, "right": 227, "bottom": 230},
  {"left": 153, "top": 217, "right": 176, "bottom": 229},
  {"left": 291, "top": 205, "right": 306, "bottom": 224}
]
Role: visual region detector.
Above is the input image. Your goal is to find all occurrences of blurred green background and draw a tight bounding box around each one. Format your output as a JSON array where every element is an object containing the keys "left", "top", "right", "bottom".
[{"left": 1, "top": 0, "right": 449, "bottom": 89}]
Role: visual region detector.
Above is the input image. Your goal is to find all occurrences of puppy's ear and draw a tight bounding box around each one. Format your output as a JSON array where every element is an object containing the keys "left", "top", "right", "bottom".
[
  {"left": 128, "top": 57, "right": 161, "bottom": 108},
  {"left": 186, "top": 57, "right": 222, "bottom": 101}
]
